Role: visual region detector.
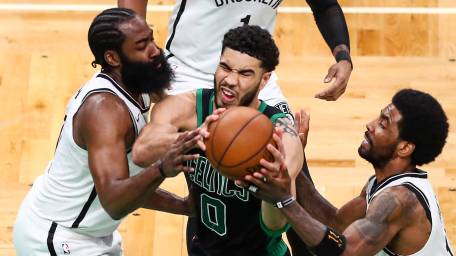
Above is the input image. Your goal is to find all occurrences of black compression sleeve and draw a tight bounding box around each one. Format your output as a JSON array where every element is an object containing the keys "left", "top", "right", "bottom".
[{"left": 306, "top": 0, "right": 350, "bottom": 52}]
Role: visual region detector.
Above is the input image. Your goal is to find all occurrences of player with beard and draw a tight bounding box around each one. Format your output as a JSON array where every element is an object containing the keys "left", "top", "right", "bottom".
[
  {"left": 240, "top": 89, "right": 454, "bottom": 256},
  {"left": 13, "top": 8, "right": 201, "bottom": 255},
  {"left": 118, "top": 47, "right": 172, "bottom": 95},
  {"left": 132, "top": 25, "right": 304, "bottom": 255}
]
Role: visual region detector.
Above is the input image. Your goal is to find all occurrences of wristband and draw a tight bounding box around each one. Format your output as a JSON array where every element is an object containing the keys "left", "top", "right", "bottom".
[
  {"left": 312, "top": 226, "right": 346, "bottom": 255},
  {"left": 158, "top": 160, "right": 167, "bottom": 178},
  {"left": 273, "top": 196, "right": 295, "bottom": 209},
  {"left": 335, "top": 50, "right": 353, "bottom": 69}
]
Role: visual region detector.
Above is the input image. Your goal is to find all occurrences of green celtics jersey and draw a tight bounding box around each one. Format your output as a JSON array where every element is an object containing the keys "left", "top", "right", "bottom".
[{"left": 185, "top": 88, "right": 288, "bottom": 256}]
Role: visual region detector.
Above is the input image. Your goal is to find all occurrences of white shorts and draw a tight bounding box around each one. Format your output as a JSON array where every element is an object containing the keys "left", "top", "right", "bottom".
[
  {"left": 13, "top": 193, "right": 123, "bottom": 256},
  {"left": 166, "top": 52, "right": 292, "bottom": 115}
]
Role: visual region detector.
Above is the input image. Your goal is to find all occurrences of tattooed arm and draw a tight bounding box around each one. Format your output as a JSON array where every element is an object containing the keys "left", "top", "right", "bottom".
[
  {"left": 275, "top": 117, "right": 304, "bottom": 180},
  {"left": 341, "top": 186, "right": 416, "bottom": 255},
  {"left": 260, "top": 117, "right": 304, "bottom": 231},
  {"left": 279, "top": 185, "right": 416, "bottom": 255}
]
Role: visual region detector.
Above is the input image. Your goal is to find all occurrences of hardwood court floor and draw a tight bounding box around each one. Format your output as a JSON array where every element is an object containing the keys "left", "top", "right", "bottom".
[
  {"left": 0, "top": 4, "right": 456, "bottom": 256},
  {"left": 1, "top": 55, "right": 455, "bottom": 256}
]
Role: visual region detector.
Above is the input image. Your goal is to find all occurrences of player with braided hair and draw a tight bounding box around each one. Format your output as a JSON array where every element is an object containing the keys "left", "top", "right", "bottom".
[
  {"left": 87, "top": 8, "right": 135, "bottom": 66},
  {"left": 13, "top": 8, "right": 197, "bottom": 255}
]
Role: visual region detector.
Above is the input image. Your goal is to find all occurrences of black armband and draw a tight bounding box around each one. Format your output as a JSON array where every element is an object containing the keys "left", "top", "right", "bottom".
[
  {"left": 312, "top": 227, "right": 346, "bottom": 255},
  {"left": 158, "top": 160, "right": 167, "bottom": 178},
  {"left": 335, "top": 50, "right": 353, "bottom": 69}
]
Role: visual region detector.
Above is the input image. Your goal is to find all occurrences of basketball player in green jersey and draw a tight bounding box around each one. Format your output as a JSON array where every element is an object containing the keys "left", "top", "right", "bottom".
[
  {"left": 120, "top": 1, "right": 351, "bottom": 254},
  {"left": 132, "top": 25, "right": 304, "bottom": 255}
]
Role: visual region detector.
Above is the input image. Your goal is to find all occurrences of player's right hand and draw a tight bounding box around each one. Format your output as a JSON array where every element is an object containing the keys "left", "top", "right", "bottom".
[{"left": 161, "top": 130, "right": 200, "bottom": 177}]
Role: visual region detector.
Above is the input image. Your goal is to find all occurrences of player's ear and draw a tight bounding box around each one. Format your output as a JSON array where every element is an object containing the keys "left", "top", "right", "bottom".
[
  {"left": 260, "top": 71, "right": 271, "bottom": 91},
  {"left": 104, "top": 50, "right": 121, "bottom": 68},
  {"left": 397, "top": 140, "right": 415, "bottom": 158}
]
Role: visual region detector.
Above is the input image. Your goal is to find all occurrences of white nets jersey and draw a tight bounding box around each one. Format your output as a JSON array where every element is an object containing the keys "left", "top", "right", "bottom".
[
  {"left": 25, "top": 73, "right": 150, "bottom": 237},
  {"left": 165, "top": 0, "right": 282, "bottom": 74},
  {"left": 365, "top": 171, "right": 454, "bottom": 256}
]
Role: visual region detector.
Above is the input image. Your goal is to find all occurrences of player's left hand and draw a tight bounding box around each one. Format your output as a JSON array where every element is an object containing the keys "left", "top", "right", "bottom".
[{"left": 315, "top": 60, "right": 352, "bottom": 101}]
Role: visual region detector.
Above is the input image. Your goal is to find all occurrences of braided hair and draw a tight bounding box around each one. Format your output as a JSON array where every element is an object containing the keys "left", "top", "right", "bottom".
[{"left": 88, "top": 8, "right": 136, "bottom": 69}]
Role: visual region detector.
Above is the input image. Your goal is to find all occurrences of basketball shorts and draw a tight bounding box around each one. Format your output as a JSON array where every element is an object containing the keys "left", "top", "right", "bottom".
[
  {"left": 165, "top": 52, "right": 293, "bottom": 119},
  {"left": 13, "top": 193, "right": 123, "bottom": 256}
]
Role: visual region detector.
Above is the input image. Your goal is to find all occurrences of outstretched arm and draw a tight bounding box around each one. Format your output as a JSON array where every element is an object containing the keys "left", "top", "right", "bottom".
[
  {"left": 285, "top": 186, "right": 414, "bottom": 255},
  {"left": 76, "top": 93, "right": 199, "bottom": 220},
  {"left": 261, "top": 127, "right": 303, "bottom": 231},
  {"left": 143, "top": 188, "right": 195, "bottom": 216},
  {"left": 248, "top": 163, "right": 415, "bottom": 256},
  {"left": 132, "top": 93, "right": 197, "bottom": 167},
  {"left": 239, "top": 119, "right": 303, "bottom": 232},
  {"left": 294, "top": 171, "right": 367, "bottom": 232},
  {"left": 307, "top": 0, "right": 352, "bottom": 101},
  {"left": 118, "top": 0, "right": 148, "bottom": 18}
]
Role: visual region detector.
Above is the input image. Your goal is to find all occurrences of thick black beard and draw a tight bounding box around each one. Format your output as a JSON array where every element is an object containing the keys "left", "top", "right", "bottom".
[{"left": 120, "top": 49, "right": 173, "bottom": 94}]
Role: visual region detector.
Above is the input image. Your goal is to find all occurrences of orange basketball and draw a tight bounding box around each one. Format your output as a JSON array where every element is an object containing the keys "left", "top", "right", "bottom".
[{"left": 205, "top": 106, "right": 274, "bottom": 180}]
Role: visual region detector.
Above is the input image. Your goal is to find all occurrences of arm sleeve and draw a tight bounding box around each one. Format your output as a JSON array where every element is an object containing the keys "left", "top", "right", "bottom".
[{"left": 306, "top": 0, "right": 350, "bottom": 52}]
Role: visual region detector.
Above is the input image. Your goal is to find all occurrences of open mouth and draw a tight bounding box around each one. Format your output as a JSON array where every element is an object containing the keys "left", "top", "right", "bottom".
[
  {"left": 220, "top": 87, "right": 236, "bottom": 103},
  {"left": 362, "top": 131, "right": 372, "bottom": 146}
]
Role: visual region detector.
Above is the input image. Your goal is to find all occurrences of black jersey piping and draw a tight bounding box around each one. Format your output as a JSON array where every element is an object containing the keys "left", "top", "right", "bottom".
[
  {"left": 402, "top": 182, "right": 432, "bottom": 225},
  {"left": 71, "top": 186, "right": 97, "bottom": 228},
  {"left": 96, "top": 73, "right": 149, "bottom": 113},
  {"left": 80, "top": 88, "right": 116, "bottom": 103},
  {"left": 368, "top": 171, "right": 427, "bottom": 203},
  {"left": 382, "top": 247, "right": 399, "bottom": 256},
  {"left": 47, "top": 221, "right": 58, "bottom": 256},
  {"left": 165, "top": 0, "right": 187, "bottom": 51},
  {"left": 447, "top": 238, "right": 454, "bottom": 256}
]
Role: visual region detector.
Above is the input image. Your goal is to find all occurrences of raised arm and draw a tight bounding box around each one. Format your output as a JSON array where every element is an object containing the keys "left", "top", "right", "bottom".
[
  {"left": 275, "top": 117, "right": 304, "bottom": 182},
  {"left": 142, "top": 188, "right": 195, "bottom": 216},
  {"left": 306, "top": 0, "right": 352, "bottom": 101},
  {"left": 118, "top": 0, "right": 148, "bottom": 18},
  {"left": 248, "top": 119, "right": 304, "bottom": 232}
]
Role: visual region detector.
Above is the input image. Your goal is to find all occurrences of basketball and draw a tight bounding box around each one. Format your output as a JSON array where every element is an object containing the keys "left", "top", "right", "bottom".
[{"left": 205, "top": 106, "right": 274, "bottom": 180}]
